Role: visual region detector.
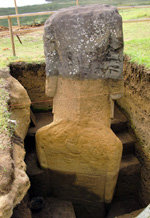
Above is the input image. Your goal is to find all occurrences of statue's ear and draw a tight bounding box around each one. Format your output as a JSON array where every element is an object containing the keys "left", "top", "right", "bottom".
[{"left": 45, "top": 76, "right": 58, "bottom": 98}]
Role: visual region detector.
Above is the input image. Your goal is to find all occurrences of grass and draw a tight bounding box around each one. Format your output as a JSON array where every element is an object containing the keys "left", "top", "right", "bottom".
[
  {"left": 0, "top": 79, "right": 10, "bottom": 136},
  {"left": 0, "top": 31, "right": 44, "bottom": 68},
  {"left": 120, "top": 8, "right": 150, "bottom": 20},
  {"left": 123, "top": 22, "right": 150, "bottom": 68},
  {"left": 0, "top": 2, "right": 150, "bottom": 68},
  {"left": 124, "top": 38, "right": 150, "bottom": 67}
]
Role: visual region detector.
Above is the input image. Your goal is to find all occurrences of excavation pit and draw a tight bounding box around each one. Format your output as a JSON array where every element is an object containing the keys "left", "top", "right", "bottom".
[{"left": 9, "top": 57, "right": 149, "bottom": 217}]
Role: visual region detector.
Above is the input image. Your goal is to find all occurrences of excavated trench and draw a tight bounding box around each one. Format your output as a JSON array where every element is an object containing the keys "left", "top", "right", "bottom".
[
  {"left": 10, "top": 58, "right": 149, "bottom": 218},
  {"left": 11, "top": 103, "right": 142, "bottom": 218},
  {"left": 23, "top": 104, "right": 141, "bottom": 218}
]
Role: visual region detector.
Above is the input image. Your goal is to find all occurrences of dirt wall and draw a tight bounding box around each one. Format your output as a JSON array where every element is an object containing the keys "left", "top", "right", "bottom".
[
  {"left": 117, "top": 55, "right": 150, "bottom": 206},
  {"left": 9, "top": 62, "right": 52, "bottom": 110}
]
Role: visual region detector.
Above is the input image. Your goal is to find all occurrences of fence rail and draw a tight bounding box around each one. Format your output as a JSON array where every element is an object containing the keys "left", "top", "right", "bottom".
[
  {"left": 118, "top": 5, "right": 150, "bottom": 9},
  {"left": 0, "top": 11, "right": 56, "bottom": 20},
  {"left": 0, "top": 5, "right": 150, "bottom": 56},
  {"left": 124, "top": 18, "right": 150, "bottom": 23}
]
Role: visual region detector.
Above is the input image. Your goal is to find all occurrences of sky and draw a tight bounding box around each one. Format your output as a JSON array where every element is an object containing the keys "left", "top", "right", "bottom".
[{"left": 0, "top": 0, "right": 50, "bottom": 8}]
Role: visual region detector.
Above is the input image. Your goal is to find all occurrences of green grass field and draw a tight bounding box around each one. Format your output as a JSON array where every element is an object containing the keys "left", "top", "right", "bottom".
[
  {"left": 0, "top": 31, "right": 44, "bottom": 67},
  {"left": 0, "top": 1, "right": 150, "bottom": 68}
]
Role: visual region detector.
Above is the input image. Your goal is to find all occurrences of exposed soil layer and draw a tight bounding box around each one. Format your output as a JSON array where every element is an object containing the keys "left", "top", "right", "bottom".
[
  {"left": 12, "top": 195, "right": 32, "bottom": 218},
  {"left": 0, "top": 25, "right": 8, "bottom": 32},
  {"left": 117, "top": 55, "right": 150, "bottom": 206},
  {"left": 0, "top": 25, "right": 44, "bottom": 38},
  {"left": 9, "top": 62, "right": 52, "bottom": 111}
]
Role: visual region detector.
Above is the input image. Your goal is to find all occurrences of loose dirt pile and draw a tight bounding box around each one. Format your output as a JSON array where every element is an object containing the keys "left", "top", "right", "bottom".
[{"left": 0, "top": 25, "right": 44, "bottom": 38}]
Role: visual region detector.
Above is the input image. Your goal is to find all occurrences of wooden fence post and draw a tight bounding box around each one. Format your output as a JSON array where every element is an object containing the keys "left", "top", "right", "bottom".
[
  {"left": 8, "top": 17, "right": 16, "bottom": 56},
  {"left": 76, "top": 0, "right": 79, "bottom": 6},
  {"left": 14, "top": 0, "right": 20, "bottom": 27}
]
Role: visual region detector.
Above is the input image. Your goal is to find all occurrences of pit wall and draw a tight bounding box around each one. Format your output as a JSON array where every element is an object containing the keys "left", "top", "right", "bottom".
[
  {"left": 9, "top": 58, "right": 150, "bottom": 206},
  {"left": 117, "top": 55, "right": 150, "bottom": 206},
  {"left": 0, "top": 68, "right": 31, "bottom": 218},
  {"left": 9, "top": 62, "right": 52, "bottom": 111}
]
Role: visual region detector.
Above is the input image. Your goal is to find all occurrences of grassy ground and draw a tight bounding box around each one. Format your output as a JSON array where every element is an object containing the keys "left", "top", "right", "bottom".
[
  {"left": 0, "top": 3, "right": 150, "bottom": 68},
  {"left": 0, "top": 30, "right": 44, "bottom": 68},
  {"left": 123, "top": 22, "right": 150, "bottom": 67},
  {"left": 125, "top": 38, "right": 150, "bottom": 67}
]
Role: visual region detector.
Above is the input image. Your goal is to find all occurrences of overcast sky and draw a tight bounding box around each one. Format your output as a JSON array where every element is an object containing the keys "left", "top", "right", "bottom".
[{"left": 0, "top": 0, "right": 49, "bottom": 8}]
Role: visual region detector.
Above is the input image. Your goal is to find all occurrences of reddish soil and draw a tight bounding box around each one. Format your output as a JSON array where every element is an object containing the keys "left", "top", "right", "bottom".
[{"left": 0, "top": 24, "right": 44, "bottom": 37}]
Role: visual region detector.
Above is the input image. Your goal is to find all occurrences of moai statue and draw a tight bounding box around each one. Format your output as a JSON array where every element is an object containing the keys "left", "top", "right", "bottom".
[{"left": 36, "top": 4, "right": 124, "bottom": 206}]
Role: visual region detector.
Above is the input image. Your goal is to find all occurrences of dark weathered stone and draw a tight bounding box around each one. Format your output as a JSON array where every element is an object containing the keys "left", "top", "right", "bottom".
[
  {"left": 37, "top": 4, "right": 124, "bottom": 206},
  {"left": 44, "top": 4, "right": 123, "bottom": 79}
]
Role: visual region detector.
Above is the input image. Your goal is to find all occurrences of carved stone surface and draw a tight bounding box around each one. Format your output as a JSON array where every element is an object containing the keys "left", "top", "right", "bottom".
[
  {"left": 36, "top": 78, "right": 123, "bottom": 205},
  {"left": 36, "top": 4, "right": 124, "bottom": 206},
  {"left": 44, "top": 4, "right": 123, "bottom": 80}
]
